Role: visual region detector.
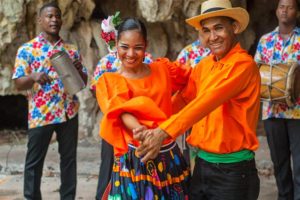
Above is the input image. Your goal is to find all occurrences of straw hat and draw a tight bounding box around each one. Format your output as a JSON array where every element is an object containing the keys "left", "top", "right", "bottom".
[{"left": 186, "top": 0, "right": 249, "bottom": 33}]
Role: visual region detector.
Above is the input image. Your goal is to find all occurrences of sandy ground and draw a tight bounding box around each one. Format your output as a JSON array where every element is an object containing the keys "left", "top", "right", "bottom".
[{"left": 0, "top": 135, "right": 277, "bottom": 200}]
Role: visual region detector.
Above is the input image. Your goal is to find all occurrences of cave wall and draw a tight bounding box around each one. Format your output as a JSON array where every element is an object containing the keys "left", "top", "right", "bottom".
[{"left": 0, "top": 0, "right": 290, "bottom": 138}]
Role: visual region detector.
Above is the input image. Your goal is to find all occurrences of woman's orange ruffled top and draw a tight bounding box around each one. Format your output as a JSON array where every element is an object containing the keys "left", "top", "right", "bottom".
[{"left": 96, "top": 58, "right": 191, "bottom": 156}]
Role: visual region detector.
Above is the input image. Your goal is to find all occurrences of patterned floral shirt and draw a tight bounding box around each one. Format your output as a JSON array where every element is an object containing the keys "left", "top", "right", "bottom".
[
  {"left": 12, "top": 33, "right": 87, "bottom": 129},
  {"left": 176, "top": 39, "right": 211, "bottom": 68},
  {"left": 90, "top": 52, "right": 153, "bottom": 90},
  {"left": 255, "top": 27, "right": 300, "bottom": 119}
]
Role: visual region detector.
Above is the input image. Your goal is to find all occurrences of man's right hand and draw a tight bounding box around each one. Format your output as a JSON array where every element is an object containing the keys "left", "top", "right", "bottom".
[
  {"left": 134, "top": 127, "right": 169, "bottom": 163},
  {"left": 30, "top": 72, "right": 52, "bottom": 85},
  {"left": 14, "top": 72, "right": 52, "bottom": 91},
  {"left": 133, "top": 126, "right": 149, "bottom": 142}
]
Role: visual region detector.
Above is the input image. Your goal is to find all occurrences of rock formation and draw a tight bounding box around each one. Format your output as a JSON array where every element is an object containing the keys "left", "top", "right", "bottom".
[{"left": 0, "top": 0, "right": 286, "bottom": 138}]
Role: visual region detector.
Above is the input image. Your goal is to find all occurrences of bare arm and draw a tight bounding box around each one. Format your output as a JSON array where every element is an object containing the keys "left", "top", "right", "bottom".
[
  {"left": 14, "top": 72, "right": 52, "bottom": 91},
  {"left": 121, "top": 112, "right": 146, "bottom": 131}
]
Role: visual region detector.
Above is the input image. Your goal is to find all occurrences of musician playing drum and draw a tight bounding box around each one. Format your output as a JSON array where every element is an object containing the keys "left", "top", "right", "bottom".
[{"left": 254, "top": 0, "right": 300, "bottom": 199}]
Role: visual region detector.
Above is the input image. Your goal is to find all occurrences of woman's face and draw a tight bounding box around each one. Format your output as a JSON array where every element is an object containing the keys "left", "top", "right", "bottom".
[{"left": 116, "top": 30, "right": 147, "bottom": 69}]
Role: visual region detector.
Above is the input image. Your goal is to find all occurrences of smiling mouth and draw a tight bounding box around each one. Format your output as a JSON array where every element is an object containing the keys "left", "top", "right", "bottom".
[
  {"left": 50, "top": 25, "right": 59, "bottom": 29},
  {"left": 209, "top": 43, "right": 222, "bottom": 48},
  {"left": 125, "top": 59, "right": 136, "bottom": 64},
  {"left": 124, "top": 57, "right": 136, "bottom": 63}
]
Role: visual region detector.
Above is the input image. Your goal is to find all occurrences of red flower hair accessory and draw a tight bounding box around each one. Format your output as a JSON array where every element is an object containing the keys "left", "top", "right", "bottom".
[{"left": 101, "top": 11, "right": 122, "bottom": 52}]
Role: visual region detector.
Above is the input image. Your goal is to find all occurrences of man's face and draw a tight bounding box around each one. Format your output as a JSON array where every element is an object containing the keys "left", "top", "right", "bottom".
[
  {"left": 199, "top": 17, "right": 238, "bottom": 60},
  {"left": 276, "top": 0, "right": 297, "bottom": 25},
  {"left": 38, "top": 7, "right": 62, "bottom": 36}
]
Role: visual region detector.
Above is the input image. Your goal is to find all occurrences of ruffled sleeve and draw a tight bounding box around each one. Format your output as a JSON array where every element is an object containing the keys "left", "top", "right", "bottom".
[
  {"left": 100, "top": 96, "right": 168, "bottom": 156},
  {"left": 171, "top": 75, "right": 197, "bottom": 114},
  {"left": 96, "top": 73, "right": 131, "bottom": 114},
  {"left": 96, "top": 73, "right": 169, "bottom": 156},
  {"left": 155, "top": 58, "right": 192, "bottom": 93}
]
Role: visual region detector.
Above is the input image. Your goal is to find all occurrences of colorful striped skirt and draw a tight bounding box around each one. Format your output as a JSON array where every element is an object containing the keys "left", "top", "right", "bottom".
[{"left": 108, "top": 142, "right": 190, "bottom": 200}]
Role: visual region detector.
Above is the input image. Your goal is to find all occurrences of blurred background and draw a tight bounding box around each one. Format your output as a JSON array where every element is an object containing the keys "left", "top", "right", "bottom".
[{"left": 0, "top": 0, "right": 294, "bottom": 139}]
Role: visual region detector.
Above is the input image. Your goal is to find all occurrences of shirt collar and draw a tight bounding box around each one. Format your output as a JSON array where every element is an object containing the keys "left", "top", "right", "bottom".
[
  {"left": 37, "top": 32, "right": 63, "bottom": 46},
  {"left": 273, "top": 26, "right": 300, "bottom": 35}
]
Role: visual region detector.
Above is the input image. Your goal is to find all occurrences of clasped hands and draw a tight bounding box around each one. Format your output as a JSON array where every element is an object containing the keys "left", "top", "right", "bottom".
[{"left": 133, "top": 126, "right": 169, "bottom": 163}]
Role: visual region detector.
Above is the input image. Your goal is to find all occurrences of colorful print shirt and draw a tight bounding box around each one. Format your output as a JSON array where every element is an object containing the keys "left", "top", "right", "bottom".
[
  {"left": 90, "top": 52, "right": 153, "bottom": 90},
  {"left": 254, "top": 27, "right": 300, "bottom": 119},
  {"left": 176, "top": 39, "right": 211, "bottom": 68},
  {"left": 12, "top": 33, "right": 87, "bottom": 129}
]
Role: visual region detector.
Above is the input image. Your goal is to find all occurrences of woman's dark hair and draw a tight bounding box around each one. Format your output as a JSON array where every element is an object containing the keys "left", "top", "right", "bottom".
[{"left": 117, "top": 18, "right": 147, "bottom": 41}]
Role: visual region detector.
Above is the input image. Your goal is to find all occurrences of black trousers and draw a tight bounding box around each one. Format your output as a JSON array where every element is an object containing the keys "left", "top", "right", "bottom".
[
  {"left": 95, "top": 139, "right": 114, "bottom": 200},
  {"left": 264, "top": 118, "right": 300, "bottom": 200},
  {"left": 24, "top": 115, "right": 78, "bottom": 200},
  {"left": 190, "top": 157, "right": 260, "bottom": 200}
]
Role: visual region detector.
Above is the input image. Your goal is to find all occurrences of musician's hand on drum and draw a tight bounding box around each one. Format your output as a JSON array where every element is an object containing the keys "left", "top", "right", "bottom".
[
  {"left": 31, "top": 72, "right": 52, "bottom": 85},
  {"left": 73, "top": 60, "right": 83, "bottom": 72}
]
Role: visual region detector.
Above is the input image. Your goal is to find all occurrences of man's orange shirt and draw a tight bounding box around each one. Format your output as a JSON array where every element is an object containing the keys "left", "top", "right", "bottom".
[{"left": 160, "top": 43, "right": 261, "bottom": 154}]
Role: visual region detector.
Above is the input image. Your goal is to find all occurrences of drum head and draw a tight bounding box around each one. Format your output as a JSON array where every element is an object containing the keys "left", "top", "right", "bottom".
[
  {"left": 259, "top": 63, "right": 290, "bottom": 100},
  {"left": 258, "top": 62, "right": 299, "bottom": 106}
]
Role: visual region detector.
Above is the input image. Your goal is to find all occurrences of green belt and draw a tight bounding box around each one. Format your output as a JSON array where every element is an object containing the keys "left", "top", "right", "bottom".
[{"left": 195, "top": 149, "right": 254, "bottom": 163}]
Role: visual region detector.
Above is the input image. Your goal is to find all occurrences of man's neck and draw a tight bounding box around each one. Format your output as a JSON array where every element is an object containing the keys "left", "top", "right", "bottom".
[
  {"left": 278, "top": 22, "right": 296, "bottom": 35},
  {"left": 42, "top": 32, "right": 60, "bottom": 44},
  {"left": 214, "top": 41, "right": 238, "bottom": 61}
]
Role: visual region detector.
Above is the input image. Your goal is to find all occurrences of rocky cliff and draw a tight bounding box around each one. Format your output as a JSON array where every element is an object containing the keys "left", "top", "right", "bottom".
[{"left": 0, "top": 0, "right": 283, "bottom": 138}]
